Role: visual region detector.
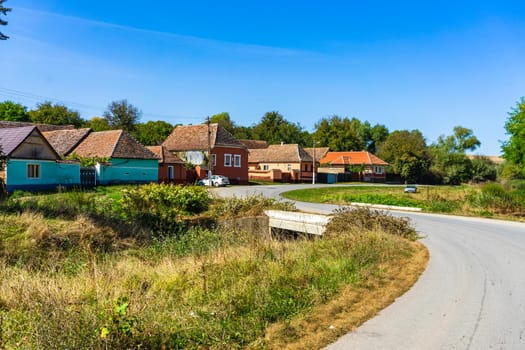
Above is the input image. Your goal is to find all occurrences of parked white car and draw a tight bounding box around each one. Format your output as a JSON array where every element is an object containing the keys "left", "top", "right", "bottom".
[{"left": 198, "top": 175, "right": 230, "bottom": 187}]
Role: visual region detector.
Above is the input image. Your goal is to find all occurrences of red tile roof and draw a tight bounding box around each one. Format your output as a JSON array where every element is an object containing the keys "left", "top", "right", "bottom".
[
  {"left": 0, "top": 121, "right": 74, "bottom": 132},
  {"left": 72, "top": 130, "right": 158, "bottom": 160},
  {"left": 320, "top": 151, "right": 388, "bottom": 166},
  {"left": 162, "top": 123, "right": 246, "bottom": 151},
  {"left": 146, "top": 146, "right": 185, "bottom": 164},
  {"left": 248, "top": 144, "right": 313, "bottom": 163}
]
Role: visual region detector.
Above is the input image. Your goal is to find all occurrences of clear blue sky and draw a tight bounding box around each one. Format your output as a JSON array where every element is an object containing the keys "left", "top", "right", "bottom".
[{"left": 1, "top": 1, "right": 525, "bottom": 155}]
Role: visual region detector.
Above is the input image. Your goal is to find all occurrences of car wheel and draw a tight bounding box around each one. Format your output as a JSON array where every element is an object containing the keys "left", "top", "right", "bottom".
[{"left": 213, "top": 181, "right": 220, "bottom": 187}]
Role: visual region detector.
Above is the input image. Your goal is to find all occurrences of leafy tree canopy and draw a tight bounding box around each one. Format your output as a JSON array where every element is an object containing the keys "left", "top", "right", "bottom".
[
  {"left": 429, "top": 126, "right": 480, "bottom": 185},
  {"left": 502, "top": 97, "right": 525, "bottom": 171},
  {"left": 85, "top": 116, "right": 111, "bottom": 132},
  {"left": 251, "top": 111, "right": 311, "bottom": 146},
  {"left": 134, "top": 120, "right": 174, "bottom": 146},
  {"left": 28, "top": 101, "right": 84, "bottom": 127},
  {"left": 0, "top": 0, "right": 11, "bottom": 40},
  {"left": 314, "top": 116, "right": 388, "bottom": 153},
  {"left": 377, "top": 129, "right": 431, "bottom": 183},
  {"left": 210, "top": 112, "right": 236, "bottom": 134},
  {"left": 0, "top": 101, "right": 29, "bottom": 122},
  {"left": 103, "top": 99, "right": 141, "bottom": 133}
]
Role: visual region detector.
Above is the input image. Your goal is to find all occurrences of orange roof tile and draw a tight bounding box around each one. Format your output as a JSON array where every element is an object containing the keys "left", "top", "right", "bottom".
[{"left": 320, "top": 151, "right": 388, "bottom": 166}]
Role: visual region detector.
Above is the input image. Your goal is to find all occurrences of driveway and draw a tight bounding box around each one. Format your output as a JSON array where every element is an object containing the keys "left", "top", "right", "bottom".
[{"left": 214, "top": 185, "right": 525, "bottom": 350}]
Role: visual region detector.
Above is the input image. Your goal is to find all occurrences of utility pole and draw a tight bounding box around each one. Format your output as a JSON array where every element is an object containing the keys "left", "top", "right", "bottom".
[
  {"left": 312, "top": 138, "right": 316, "bottom": 185},
  {"left": 206, "top": 116, "right": 212, "bottom": 182}
]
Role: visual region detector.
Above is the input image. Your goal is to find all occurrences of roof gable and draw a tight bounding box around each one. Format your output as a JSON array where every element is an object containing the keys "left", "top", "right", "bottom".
[
  {"left": 0, "top": 126, "right": 60, "bottom": 159},
  {"left": 162, "top": 123, "right": 246, "bottom": 151},
  {"left": 42, "top": 128, "right": 91, "bottom": 156},
  {"left": 303, "top": 147, "right": 330, "bottom": 162}
]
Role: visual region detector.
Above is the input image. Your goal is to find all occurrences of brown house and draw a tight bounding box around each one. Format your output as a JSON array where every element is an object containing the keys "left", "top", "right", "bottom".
[
  {"left": 162, "top": 123, "right": 249, "bottom": 184},
  {"left": 319, "top": 151, "right": 388, "bottom": 182},
  {"left": 248, "top": 143, "right": 314, "bottom": 182},
  {"left": 146, "top": 145, "right": 187, "bottom": 184}
]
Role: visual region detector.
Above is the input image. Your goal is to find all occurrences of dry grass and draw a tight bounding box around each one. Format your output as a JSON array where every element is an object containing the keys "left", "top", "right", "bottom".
[
  {"left": 0, "top": 204, "right": 428, "bottom": 349},
  {"left": 262, "top": 241, "right": 428, "bottom": 349}
]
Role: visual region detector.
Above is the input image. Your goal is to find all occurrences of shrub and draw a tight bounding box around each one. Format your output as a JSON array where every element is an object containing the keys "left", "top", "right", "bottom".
[
  {"left": 210, "top": 194, "right": 295, "bottom": 219},
  {"left": 120, "top": 184, "right": 210, "bottom": 236},
  {"left": 325, "top": 207, "right": 418, "bottom": 241}
]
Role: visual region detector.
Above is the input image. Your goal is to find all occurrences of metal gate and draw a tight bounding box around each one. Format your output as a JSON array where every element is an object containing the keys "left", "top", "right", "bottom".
[{"left": 80, "top": 167, "right": 96, "bottom": 188}]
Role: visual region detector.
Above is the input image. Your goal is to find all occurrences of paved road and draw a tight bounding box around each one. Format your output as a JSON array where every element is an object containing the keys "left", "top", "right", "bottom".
[{"left": 214, "top": 185, "right": 525, "bottom": 350}]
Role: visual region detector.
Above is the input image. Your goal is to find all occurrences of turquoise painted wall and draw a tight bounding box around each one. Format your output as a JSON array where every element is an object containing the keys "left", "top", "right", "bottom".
[
  {"left": 95, "top": 158, "right": 158, "bottom": 185},
  {"left": 5, "top": 159, "right": 80, "bottom": 192}
]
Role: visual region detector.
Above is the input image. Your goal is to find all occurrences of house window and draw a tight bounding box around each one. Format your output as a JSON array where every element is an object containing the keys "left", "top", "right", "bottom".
[
  {"left": 234, "top": 154, "right": 241, "bottom": 168},
  {"left": 287, "top": 164, "right": 291, "bottom": 171},
  {"left": 211, "top": 154, "right": 216, "bottom": 166},
  {"left": 168, "top": 166, "right": 174, "bottom": 181},
  {"left": 224, "top": 154, "right": 232, "bottom": 167},
  {"left": 263, "top": 164, "right": 269, "bottom": 171},
  {"left": 27, "top": 164, "right": 40, "bottom": 179}
]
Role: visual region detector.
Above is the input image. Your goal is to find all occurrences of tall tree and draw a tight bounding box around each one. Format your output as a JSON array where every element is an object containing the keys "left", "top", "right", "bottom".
[
  {"left": 251, "top": 111, "right": 311, "bottom": 146},
  {"left": 377, "top": 130, "right": 431, "bottom": 183},
  {"left": 313, "top": 116, "right": 388, "bottom": 153},
  {"left": 210, "top": 112, "right": 236, "bottom": 134},
  {"left": 430, "top": 126, "right": 480, "bottom": 184},
  {"left": 28, "top": 101, "right": 84, "bottom": 127},
  {"left": 0, "top": 0, "right": 11, "bottom": 40},
  {"left": 103, "top": 99, "right": 141, "bottom": 133},
  {"left": 502, "top": 97, "right": 525, "bottom": 176},
  {"left": 0, "top": 101, "right": 29, "bottom": 121},
  {"left": 134, "top": 120, "right": 174, "bottom": 146}
]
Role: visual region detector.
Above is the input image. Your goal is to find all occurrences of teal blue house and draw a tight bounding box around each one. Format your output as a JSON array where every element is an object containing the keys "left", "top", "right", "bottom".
[
  {"left": 0, "top": 126, "right": 80, "bottom": 192},
  {"left": 68, "top": 130, "right": 158, "bottom": 185}
]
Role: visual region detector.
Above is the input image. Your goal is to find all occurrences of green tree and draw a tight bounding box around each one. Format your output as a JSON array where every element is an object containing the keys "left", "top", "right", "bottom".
[
  {"left": 251, "top": 111, "right": 311, "bottom": 146},
  {"left": 210, "top": 112, "right": 236, "bottom": 134},
  {"left": 0, "top": 0, "right": 11, "bottom": 41},
  {"left": 502, "top": 97, "right": 525, "bottom": 177},
  {"left": 0, "top": 101, "right": 29, "bottom": 121},
  {"left": 103, "top": 99, "right": 141, "bottom": 133},
  {"left": 134, "top": 120, "right": 174, "bottom": 146},
  {"left": 28, "top": 101, "right": 84, "bottom": 127},
  {"left": 470, "top": 157, "right": 497, "bottom": 182},
  {"left": 377, "top": 130, "right": 431, "bottom": 183},
  {"left": 313, "top": 116, "right": 387, "bottom": 153},
  {"left": 429, "top": 126, "right": 480, "bottom": 184},
  {"left": 85, "top": 116, "right": 111, "bottom": 131}
]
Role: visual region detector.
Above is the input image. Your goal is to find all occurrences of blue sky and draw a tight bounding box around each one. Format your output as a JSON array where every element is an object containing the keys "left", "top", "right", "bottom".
[{"left": 1, "top": 1, "right": 525, "bottom": 155}]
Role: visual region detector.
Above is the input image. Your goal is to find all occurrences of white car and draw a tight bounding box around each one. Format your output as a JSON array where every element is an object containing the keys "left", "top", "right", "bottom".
[{"left": 199, "top": 175, "right": 230, "bottom": 187}]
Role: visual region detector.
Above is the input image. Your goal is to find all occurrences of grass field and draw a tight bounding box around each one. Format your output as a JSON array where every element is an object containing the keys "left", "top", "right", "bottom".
[
  {"left": 0, "top": 185, "right": 428, "bottom": 349},
  {"left": 281, "top": 182, "right": 525, "bottom": 220}
]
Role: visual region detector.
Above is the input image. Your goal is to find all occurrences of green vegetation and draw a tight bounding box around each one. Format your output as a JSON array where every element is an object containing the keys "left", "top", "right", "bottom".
[
  {"left": 0, "top": 184, "right": 425, "bottom": 349},
  {"left": 282, "top": 183, "right": 525, "bottom": 219}
]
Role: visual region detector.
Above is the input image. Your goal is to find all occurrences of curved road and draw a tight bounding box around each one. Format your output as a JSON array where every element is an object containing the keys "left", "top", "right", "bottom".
[{"left": 215, "top": 185, "right": 525, "bottom": 350}]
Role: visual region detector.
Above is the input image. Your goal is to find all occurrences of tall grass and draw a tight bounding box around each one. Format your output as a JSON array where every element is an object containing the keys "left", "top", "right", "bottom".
[{"left": 0, "top": 204, "right": 419, "bottom": 349}]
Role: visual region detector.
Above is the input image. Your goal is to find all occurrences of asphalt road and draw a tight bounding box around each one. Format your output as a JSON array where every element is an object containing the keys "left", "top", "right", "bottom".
[{"left": 214, "top": 185, "right": 525, "bottom": 350}]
